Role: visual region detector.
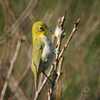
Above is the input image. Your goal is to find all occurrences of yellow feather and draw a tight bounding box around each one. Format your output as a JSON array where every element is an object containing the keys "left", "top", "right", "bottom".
[{"left": 31, "top": 21, "right": 47, "bottom": 90}]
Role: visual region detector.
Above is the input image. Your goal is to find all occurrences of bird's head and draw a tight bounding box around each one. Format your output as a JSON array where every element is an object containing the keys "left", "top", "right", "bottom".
[{"left": 32, "top": 21, "right": 48, "bottom": 37}]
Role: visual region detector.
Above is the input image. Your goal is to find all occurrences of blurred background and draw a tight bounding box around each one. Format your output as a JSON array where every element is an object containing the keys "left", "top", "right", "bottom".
[{"left": 0, "top": 0, "right": 100, "bottom": 100}]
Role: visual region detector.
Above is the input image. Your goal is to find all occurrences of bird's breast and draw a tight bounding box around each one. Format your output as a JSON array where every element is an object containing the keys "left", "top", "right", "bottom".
[
  {"left": 42, "top": 43, "right": 51, "bottom": 61},
  {"left": 41, "top": 36, "right": 54, "bottom": 62}
]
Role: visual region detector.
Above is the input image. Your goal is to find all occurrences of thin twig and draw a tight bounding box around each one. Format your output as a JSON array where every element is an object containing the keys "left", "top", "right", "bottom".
[
  {"left": 0, "top": 40, "right": 21, "bottom": 100},
  {"left": 49, "top": 18, "right": 80, "bottom": 100},
  {"left": 8, "top": 43, "right": 31, "bottom": 100},
  {"left": 7, "top": 0, "right": 39, "bottom": 33},
  {"left": 17, "top": 63, "right": 30, "bottom": 85},
  {"left": 8, "top": 76, "right": 29, "bottom": 100},
  {"left": 9, "top": 44, "right": 31, "bottom": 99},
  {"left": 48, "top": 16, "right": 65, "bottom": 100},
  {"left": 55, "top": 57, "right": 63, "bottom": 100},
  {"left": 34, "top": 65, "right": 54, "bottom": 100},
  {"left": 58, "top": 18, "right": 80, "bottom": 60},
  {"left": 0, "top": 0, "right": 39, "bottom": 45},
  {"left": 8, "top": 63, "right": 30, "bottom": 100},
  {"left": 56, "top": 57, "right": 64, "bottom": 82},
  {"left": 55, "top": 16, "right": 65, "bottom": 59},
  {"left": 48, "top": 57, "right": 64, "bottom": 100}
]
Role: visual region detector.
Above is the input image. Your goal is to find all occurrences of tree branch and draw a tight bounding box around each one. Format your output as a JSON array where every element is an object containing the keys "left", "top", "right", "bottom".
[{"left": 49, "top": 18, "right": 80, "bottom": 100}]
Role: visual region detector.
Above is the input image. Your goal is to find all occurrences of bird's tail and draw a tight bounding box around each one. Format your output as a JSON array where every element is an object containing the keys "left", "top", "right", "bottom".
[{"left": 31, "top": 62, "right": 38, "bottom": 91}]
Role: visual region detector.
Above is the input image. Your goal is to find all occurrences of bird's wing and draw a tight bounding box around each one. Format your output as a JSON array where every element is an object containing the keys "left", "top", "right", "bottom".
[{"left": 32, "top": 38, "right": 43, "bottom": 90}]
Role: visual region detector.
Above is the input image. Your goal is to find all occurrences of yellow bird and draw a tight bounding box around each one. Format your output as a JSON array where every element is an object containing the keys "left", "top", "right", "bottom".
[{"left": 32, "top": 21, "right": 55, "bottom": 90}]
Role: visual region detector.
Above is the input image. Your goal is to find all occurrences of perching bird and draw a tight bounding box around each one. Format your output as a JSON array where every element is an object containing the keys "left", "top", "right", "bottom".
[{"left": 31, "top": 21, "right": 55, "bottom": 90}]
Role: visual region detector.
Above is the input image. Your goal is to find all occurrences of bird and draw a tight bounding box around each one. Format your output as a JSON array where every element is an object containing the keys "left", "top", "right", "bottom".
[{"left": 31, "top": 21, "right": 55, "bottom": 90}]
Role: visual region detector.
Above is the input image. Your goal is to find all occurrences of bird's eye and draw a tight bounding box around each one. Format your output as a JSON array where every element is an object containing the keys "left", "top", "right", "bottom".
[{"left": 39, "top": 26, "right": 44, "bottom": 31}]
